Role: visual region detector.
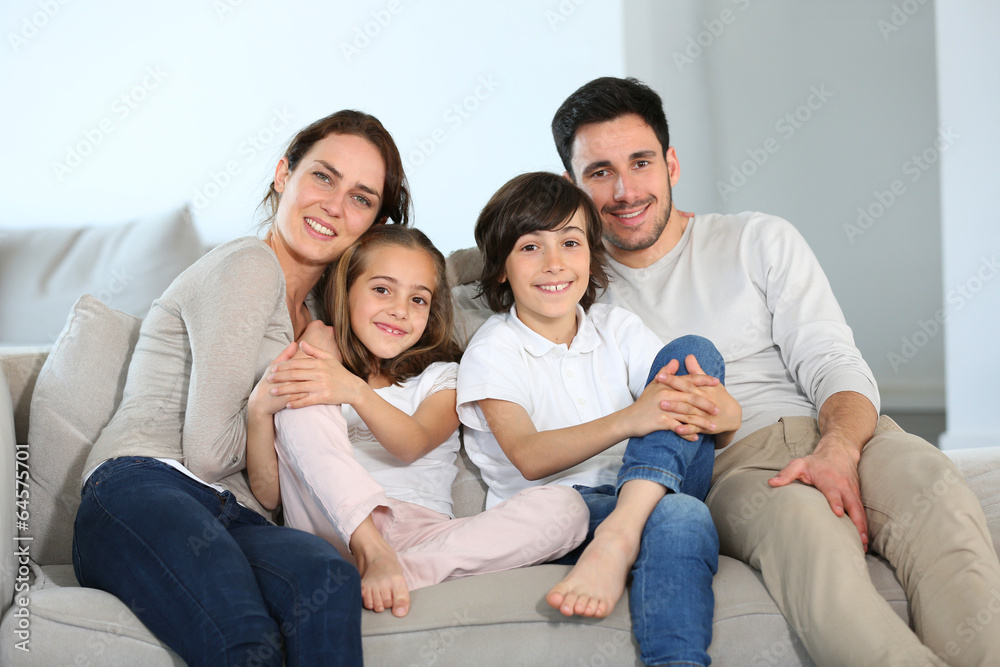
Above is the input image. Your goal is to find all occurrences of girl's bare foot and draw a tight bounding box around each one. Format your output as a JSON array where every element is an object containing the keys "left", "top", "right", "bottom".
[
  {"left": 356, "top": 546, "right": 410, "bottom": 617},
  {"left": 350, "top": 514, "right": 411, "bottom": 617},
  {"left": 545, "top": 524, "right": 638, "bottom": 618}
]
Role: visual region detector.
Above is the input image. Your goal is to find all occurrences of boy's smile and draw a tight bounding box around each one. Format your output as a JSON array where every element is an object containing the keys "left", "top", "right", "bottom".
[{"left": 502, "top": 209, "right": 591, "bottom": 345}]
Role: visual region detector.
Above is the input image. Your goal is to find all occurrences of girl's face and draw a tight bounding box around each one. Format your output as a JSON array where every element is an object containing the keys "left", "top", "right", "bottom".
[
  {"left": 348, "top": 244, "right": 437, "bottom": 363},
  {"left": 502, "top": 207, "right": 591, "bottom": 342},
  {"left": 271, "top": 133, "right": 386, "bottom": 268}
]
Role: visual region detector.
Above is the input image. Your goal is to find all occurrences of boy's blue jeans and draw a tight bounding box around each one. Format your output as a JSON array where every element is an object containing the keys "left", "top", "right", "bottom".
[
  {"left": 72, "top": 457, "right": 363, "bottom": 667},
  {"left": 557, "top": 335, "right": 722, "bottom": 667}
]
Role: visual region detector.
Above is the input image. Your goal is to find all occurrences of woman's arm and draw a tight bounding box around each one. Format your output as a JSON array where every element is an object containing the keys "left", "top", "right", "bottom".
[
  {"left": 182, "top": 244, "right": 288, "bottom": 483},
  {"left": 246, "top": 342, "right": 302, "bottom": 509}
]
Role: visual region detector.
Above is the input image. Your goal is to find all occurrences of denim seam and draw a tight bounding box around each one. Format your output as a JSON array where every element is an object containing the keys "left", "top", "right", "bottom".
[{"left": 617, "top": 465, "right": 682, "bottom": 491}]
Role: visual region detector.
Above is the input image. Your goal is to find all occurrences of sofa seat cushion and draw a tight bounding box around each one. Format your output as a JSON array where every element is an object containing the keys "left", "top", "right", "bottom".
[
  {"left": 13, "top": 554, "right": 912, "bottom": 667},
  {"left": 0, "top": 565, "right": 181, "bottom": 666}
]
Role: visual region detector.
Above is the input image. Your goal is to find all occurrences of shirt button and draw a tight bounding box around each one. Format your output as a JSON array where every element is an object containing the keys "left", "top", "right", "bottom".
[
  {"left": 231, "top": 455, "right": 239, "bottom": 464},
  {"left": 565, "top": 370, "right": 574, "bottom": 378},
  {"left": 577, "top": 398, "right": 586, "bottom": 405}
]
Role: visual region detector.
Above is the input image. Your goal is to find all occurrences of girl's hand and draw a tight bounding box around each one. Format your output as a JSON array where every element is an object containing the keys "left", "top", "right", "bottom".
[
  {"left": 267, "top": 340, "right": 365, "bottom": 409},
  {"left": 249, "top": 342, "right": 306, "bottom": 416}
]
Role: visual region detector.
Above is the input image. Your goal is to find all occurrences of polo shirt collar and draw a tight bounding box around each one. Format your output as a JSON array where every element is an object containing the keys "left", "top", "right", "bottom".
[{"left": 504, "top": 304, "right": 601, "bottom": 357}]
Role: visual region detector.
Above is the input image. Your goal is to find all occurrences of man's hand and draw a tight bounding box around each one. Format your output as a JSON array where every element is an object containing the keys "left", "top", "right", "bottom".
[{"left": 769, "top": 432, "right": 868, "bottom": 552}]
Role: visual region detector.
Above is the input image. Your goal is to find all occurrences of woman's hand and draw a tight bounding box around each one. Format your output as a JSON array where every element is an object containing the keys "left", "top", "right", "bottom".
[
  {"left": 248, "top": 342, "right": 305, "bottom": 416},
  {"left": 267, "top": 337, "right": 365, "bottom": 409}
]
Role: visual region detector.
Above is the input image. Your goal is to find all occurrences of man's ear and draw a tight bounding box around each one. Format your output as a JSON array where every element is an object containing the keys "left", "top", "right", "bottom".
[
  {"left": 665, "top": 146, "right": 680, "bottom": 187},
  {"left": 562, "top": 170, "right": 575, "bottom": 184}
]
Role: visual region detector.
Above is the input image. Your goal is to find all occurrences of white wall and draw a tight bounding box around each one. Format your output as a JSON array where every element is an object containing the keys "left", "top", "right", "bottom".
[
  {"left": 625, "top": 0, "right": 945, "bottom": 413},
  {"left": 0, "top": 0, "right": 624, "bottom": 254},
  {"left": 935, "top": 1, "right": 1000, "bottom": 450}
]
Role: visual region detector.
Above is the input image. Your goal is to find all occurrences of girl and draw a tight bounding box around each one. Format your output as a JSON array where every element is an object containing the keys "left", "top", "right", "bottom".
[
  {"left": 249, "top": 225, "right": 588, "bottom": 619},
  {"left": 456, "top": 172, "right": 741, "bottom": 667},
  {"left": 73, "top": 110, "right": 410, "bottom": 667}
]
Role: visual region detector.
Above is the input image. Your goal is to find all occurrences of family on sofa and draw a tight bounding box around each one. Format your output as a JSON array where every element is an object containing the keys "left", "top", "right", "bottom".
[{"left": 67, "top": 77, "right": 1000, "bottom": 667}]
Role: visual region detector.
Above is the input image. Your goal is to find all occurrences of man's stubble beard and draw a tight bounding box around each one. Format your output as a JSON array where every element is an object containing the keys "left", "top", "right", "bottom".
[{"left": 602, "top": 182, "right": 673, "bottom": 253}]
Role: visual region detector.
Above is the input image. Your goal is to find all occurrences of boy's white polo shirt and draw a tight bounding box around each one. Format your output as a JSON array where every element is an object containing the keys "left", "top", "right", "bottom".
[{"left": 457, "top": 303, "right": 663, "bottom": 509}]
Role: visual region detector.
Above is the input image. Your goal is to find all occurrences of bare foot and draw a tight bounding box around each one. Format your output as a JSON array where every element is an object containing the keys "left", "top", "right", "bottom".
[
  {"left": 357, "top": 546, "right": 411, "bottom": 617},
  {"left": 546, "top": 526, "right": 638, "bottom": 618}
]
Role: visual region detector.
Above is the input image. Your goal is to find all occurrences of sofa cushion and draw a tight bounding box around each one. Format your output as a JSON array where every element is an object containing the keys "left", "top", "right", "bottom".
[
  {"left": 26, "top": 295, "right": 141, "bottom": 565},
  {"left": 0, "top": 206, "right": 202, "bottom": 345}
]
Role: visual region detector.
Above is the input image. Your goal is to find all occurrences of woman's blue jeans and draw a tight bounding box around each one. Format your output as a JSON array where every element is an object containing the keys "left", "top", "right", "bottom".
[
  {"left": 558, "top": 335, "right": 722, "bottom": 667},
  {"left": 72, "top": 457, "right": 363, "bottom": 667}
]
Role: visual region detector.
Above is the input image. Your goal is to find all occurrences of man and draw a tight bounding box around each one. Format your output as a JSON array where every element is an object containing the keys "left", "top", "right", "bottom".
[{"left": 550, "top": 76, "right": 1000, "bottom": 667}]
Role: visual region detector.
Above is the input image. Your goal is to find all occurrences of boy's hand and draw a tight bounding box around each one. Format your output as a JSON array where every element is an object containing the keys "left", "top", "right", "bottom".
[
  {"left": 650, "top": 355, "right": 740, "bottom": 437},
  {"left": 628, "top": 379, "right": 718, "bottom": 441}
]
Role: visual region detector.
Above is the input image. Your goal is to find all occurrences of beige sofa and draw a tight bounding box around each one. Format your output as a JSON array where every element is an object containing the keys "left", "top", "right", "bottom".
[{"left": 2, "top": 221, "right": 1000, "bottom": 666}]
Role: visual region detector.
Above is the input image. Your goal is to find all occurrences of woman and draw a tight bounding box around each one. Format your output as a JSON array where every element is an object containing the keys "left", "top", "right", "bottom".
[{"left": 72, "top": 110, "right": 410, "bottom": 667}]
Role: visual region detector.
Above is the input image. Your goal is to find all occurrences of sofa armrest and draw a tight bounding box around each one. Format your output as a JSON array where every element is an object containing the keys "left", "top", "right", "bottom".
[
  {"left": 1, "top": 365, "right": 17, "bottom": 617},
  {"left": 0, "top": 346, "right": 49, "bottom": 445},
  {"left": 948, "top": 447, "right": 1000, "bottom": 556}
]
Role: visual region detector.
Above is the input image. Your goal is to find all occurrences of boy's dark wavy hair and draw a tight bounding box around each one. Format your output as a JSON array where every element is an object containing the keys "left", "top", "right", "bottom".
[{"left": 473, "top": 171, "right": 609, "bottom": 314}]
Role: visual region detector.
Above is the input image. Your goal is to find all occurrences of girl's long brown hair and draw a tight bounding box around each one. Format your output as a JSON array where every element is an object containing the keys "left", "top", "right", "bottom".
[{"left": 325, "top": 226, "right": 462, "bottom": 385}]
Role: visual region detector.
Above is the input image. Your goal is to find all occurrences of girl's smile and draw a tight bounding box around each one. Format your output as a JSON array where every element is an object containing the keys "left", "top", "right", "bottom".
[{"left": 348, "top": 244, "right": 437, "bottom": 365}]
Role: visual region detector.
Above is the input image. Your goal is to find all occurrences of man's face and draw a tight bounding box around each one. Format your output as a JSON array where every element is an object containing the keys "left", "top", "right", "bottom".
[{"left": 568, "top": 114, "right": 679, "bottom": 260}]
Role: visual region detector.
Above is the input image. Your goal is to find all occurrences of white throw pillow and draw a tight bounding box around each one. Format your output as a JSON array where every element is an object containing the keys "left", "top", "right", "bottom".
[
  {"left": 0, "top": 206, "right": 202, "bottom": 345},
  {"left": 26, "top": 295, "right": 141, "bottom": 565}
]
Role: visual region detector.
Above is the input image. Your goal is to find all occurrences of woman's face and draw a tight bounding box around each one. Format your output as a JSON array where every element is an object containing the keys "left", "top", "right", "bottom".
[{"left": 271, "top": 133, "right": 386, "bottom": 268}]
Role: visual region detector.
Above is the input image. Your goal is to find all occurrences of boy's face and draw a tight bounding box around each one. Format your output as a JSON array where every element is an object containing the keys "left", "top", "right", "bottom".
[{"left": 501, "top": 208, "right": 590, "bottom": 343}]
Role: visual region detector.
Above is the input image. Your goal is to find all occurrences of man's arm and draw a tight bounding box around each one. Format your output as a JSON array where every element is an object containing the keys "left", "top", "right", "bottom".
[{"left": 768, "top": 390, "right": 877, "bottom": 550}]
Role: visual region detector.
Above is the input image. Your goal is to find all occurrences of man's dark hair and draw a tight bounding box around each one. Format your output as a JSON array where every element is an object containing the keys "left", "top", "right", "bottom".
[
  {"left": 552, "top": 77, "right": 670, "bottom": 180},
  {"left": 474, "top": 172, "right": 609, "bottom": 314}
]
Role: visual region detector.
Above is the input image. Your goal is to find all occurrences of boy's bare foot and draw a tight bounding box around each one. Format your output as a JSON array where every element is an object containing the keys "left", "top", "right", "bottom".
[
  {"left": 546, "top": 525, "right": 639, "bottom": 618},
  {"left": 357, "top": 546, "right": 410, "bottom": 617}
]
